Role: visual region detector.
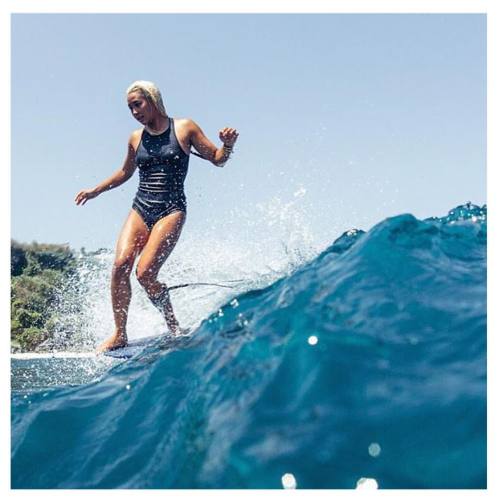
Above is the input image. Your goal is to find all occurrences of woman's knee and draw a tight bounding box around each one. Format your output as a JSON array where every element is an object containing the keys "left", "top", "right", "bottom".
[
  {"left": 135, "top": 264, "right": 157, "bottom": 289},
  {"left": 113, "top": 255, "right": 135, "bottom": 278}
]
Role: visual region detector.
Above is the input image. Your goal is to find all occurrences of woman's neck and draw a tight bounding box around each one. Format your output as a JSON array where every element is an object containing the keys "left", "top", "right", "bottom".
[{"left": 145, "top": 115, "right": 169, "bottom": 135}]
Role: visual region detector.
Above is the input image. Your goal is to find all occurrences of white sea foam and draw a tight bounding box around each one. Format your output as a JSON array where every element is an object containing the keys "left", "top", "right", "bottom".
[{"left": 48, "top": 195, "right": 326, "bottom": 350}]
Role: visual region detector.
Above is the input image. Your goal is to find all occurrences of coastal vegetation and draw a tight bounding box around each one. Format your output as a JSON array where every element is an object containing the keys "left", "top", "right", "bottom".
[{"left": 11, "top": 240, "right": 78, "bottom": 352}]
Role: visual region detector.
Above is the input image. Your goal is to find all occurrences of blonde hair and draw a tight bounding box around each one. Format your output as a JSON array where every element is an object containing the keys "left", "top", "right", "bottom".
[{"left": 126, "top": 80, "right": 167, "bottom": 117}]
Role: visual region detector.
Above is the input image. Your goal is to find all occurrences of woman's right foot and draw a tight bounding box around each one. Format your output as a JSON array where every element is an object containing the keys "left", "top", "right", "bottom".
[
  {"left": 96, "top": 332, "right": 128, "bottom": 353},
  {"left": 170, "top": 326, "right": 191, "bottom": 337}
]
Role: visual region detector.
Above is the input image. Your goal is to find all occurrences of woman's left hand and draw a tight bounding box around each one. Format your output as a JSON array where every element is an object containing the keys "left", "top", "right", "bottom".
[{"left": 219, "top": 127, "right": 239, "bottom": 147}]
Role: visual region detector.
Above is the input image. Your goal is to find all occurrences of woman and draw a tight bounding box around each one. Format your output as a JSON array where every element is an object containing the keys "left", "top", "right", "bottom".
[{"left": 75, "top": 81, "right": 239, "bottom": 353}]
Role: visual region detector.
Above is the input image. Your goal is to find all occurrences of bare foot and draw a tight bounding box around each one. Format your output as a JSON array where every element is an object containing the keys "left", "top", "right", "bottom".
[
  {"left": 170, "top": 326, "right": 191, "bottom": 338},
  {"left": 96, "top": 331, "right": 128, "bottom": 353}
]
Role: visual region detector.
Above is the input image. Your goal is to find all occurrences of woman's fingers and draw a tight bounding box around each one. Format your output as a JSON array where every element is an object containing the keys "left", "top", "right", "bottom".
[
  {"left": 219, "top": 127, "right": 239, "bottom": 145},
  {"left": 220, "top": 127, "right": 238, "bottom": 135},
  {"left": 75, "top": 190, "right": 90, "bottom": 205}
]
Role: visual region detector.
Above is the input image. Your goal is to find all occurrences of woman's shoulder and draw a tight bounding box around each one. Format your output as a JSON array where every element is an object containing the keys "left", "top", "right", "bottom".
[
  {"left": 175, "top": 117, "right": 203, "bottom": 136},
  {"left": 128, "top": 128, "right": 143, "bottom": 150},
  {"left": 173, "top": 117, "right": 194, "bottom": 127},
  {"left": 130, "top": 127, "right": 143, "bottom": 138},
  {"left": 128, "top": 128, "right": 143, "bottom": 141},
  {"left": 172, "top": 117, "right": 197, "bottom": 136}
]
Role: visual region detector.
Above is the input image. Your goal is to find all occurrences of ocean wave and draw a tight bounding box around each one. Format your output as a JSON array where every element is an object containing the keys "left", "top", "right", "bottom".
[{"left": 11, "top": 203, "right": 486, "bottom": 488}]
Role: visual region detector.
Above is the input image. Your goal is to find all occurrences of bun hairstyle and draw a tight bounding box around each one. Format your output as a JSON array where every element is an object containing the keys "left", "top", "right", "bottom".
[{"left": 126, "top": 80, "right": 167, "bottom": 117}]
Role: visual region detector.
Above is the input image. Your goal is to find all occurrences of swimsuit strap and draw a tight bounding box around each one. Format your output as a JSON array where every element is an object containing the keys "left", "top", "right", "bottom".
[{"left": 168, "top": 116, "right": 175, "bottom": 145}]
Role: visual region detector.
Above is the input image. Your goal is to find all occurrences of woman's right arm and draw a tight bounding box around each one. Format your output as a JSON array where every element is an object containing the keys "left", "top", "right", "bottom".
[{"left": 75, "top": 132, "right": 139, "bottom": 206}]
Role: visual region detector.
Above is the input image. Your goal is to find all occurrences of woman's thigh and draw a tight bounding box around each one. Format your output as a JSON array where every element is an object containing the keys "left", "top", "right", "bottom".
[
  {"left": 114, "top": 209, "right": 150, "bottom": 267},
  {"left": 136, "top": 211, "right": 186, "bottom": 279}
]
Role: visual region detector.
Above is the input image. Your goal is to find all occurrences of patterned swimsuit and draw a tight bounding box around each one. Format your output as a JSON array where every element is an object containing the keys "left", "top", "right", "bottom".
[{"left": 132, "top": 117, "right": 189, "bottom": 230}]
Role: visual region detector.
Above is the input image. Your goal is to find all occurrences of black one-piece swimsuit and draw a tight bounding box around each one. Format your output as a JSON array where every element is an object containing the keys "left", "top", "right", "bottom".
[{"left": 132, "top": 117, "right": 189, "bottom": 230}]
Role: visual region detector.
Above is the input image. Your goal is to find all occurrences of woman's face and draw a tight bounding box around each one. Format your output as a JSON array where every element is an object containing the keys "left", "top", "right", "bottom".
[{"left": 127, "top": 91, "right": 154, "bottom": 124}]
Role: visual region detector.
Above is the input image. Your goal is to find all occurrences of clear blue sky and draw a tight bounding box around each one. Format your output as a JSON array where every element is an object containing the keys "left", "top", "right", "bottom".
[{"left": 11, "top": 13, "right": 486, "bottom": 251}]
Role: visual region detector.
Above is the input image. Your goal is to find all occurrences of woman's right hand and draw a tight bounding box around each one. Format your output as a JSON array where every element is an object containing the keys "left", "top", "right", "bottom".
[{"left": 75, "top": 188, "right": 99, "bottom": 206}]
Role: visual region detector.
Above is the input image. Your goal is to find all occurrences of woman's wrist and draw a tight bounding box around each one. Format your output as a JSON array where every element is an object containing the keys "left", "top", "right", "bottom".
[{"left": 215, "top": 143, "right": 233, "bottom": 167}]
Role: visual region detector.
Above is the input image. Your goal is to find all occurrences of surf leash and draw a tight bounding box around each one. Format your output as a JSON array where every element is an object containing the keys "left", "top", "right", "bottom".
[{"left": 167, "top": 279, "right": 246, "bottom": 292}]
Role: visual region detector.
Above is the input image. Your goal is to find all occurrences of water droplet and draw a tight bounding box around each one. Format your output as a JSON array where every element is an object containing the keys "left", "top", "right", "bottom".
[
  {"left": 356, "top": 477, "right": 378, "bottom": 489},
  {"left": 294, "top": 187, "right": 306, "bottom": 198},
  {"left": 308, "top": 335, "right": 318, "bottom": 346},
  {"left": 126, "top": 384, "right": 131, "bottom": 391},
  {"left": 368, "top": 442, "right": 381, "bottom": 457},
  {"left": 281, "top": 473, "right": 297, "bottom": 489}
]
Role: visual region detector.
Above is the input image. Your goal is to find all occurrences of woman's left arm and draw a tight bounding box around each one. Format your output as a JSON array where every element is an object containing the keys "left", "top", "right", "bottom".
[{"left": 188, "top": 119, "right": 239, "bottom": 167}]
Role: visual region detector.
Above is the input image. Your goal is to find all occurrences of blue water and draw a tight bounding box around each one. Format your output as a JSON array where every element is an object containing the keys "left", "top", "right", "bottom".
[{"left": 11, "top": 203, "right": 487, "bottom": 489}]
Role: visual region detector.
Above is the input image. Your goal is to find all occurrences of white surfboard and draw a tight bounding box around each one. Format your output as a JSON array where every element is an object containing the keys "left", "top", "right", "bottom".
[
  {"left": 103, "top": 332, "right": 191, "bottom": 359},
  {"left": 11, "top": 352, "right": 97, "bottom": 360}
]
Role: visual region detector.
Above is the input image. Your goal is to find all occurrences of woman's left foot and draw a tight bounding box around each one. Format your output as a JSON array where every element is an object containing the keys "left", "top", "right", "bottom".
[{"left": 96, "top": 332, "right": 128, "bottom": 353}]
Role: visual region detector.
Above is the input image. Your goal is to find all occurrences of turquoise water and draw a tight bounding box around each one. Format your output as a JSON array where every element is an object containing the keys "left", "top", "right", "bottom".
[{"left": 11, "top": 203, "right": 486, "bottom": 488}]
